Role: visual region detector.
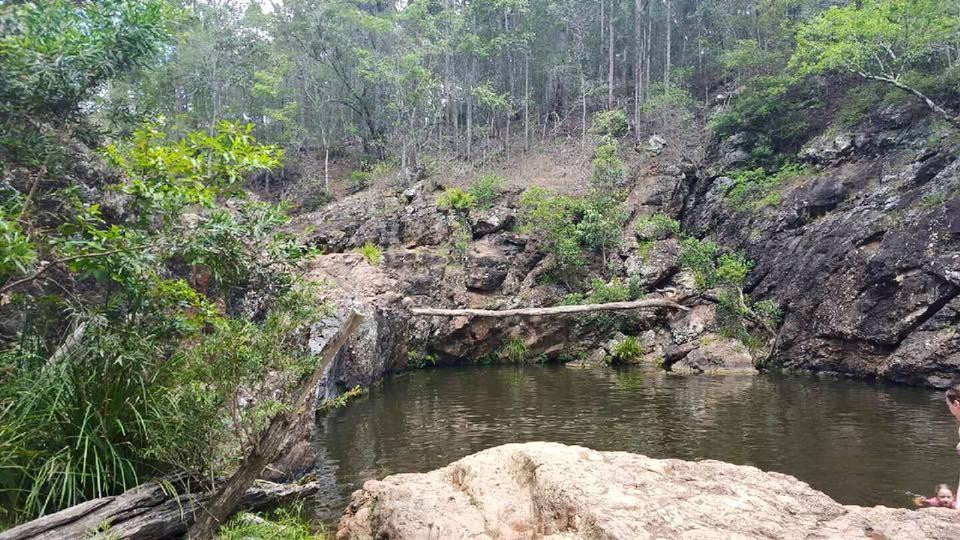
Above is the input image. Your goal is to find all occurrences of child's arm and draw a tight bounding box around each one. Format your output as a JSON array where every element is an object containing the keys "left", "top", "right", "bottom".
[{"left": 914, "top": 496, "right": 939, "bottom": 507}]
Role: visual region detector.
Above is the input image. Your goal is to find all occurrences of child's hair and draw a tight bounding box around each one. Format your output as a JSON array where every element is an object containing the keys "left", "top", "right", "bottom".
[
  {"left": 946, "top": 381, "right": 960, "bottom": 404},
  {"left": 936, "top": 483, "right": 952, "bottom": 494}
]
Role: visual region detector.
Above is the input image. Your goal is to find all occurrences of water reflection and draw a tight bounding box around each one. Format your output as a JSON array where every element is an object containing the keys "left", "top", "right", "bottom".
[{"left": 312, "top": 366, "right": 957, "bottom": 524}]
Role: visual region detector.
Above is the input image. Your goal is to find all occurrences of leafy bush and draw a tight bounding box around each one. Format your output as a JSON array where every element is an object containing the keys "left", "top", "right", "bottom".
[
  {"left": 520, "top": 187, "right": 627, "bottom": 284},
  {"left": 0, "top": 0, "right": 171, "bottom": 120},
  {"left": 576, "top": 195, "right": 626, "bottom": 264},
  {"left": 635, "top": 213, "right": 680, "bottom": 240},
  {"left": 591, "top": 110, "right": 630, "bottom": 137},
  {"left": 725, "top": 163, "right": 809, "bottom": 211},
  {"left": 562, "top": 277, "right": 640, "bottom": 306},
  {"left": 347, "top": 170, "right": 372, "bottom": 193},
  {"left": 591, "top": 138, "right": 626, "bottom": 189},
  {"left": 468, "top": 173, "right": 505, "bottom": 209},
  {"left": 679, "top": 237, "right": 753, "bottom": 290},
  {"left": 639, "top": 86, "right": 695, "bottom": 117},
  {"left": 358, "top": 242, "right": 383, "bottom": 265},
  {"left": 711, "top": 75, "right": 815, "bottom": 163},
  {"left": 436, "top": 187, "right": 477, "bottom": 212},
  {"left": 519, "top": 187, "right": 586, "bottom": 283},
  {"left": 610, "top": 336, "right": 645, "bottom": 364},
  {"left": 408, "top": 349, "right": 439, "bottom": 369},
  {"left": 0, "top": 212, "right": 36, "bottom": 282}
]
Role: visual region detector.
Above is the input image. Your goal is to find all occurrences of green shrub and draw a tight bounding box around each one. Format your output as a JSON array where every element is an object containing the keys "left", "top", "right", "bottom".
[
  {"left": 347, "top": 170, "right": 372, "bottom": 193},
  {"left": 0, "top": 211, "right": 36, "bottom": 282},
  {"left": 835, "top": 83, "right": 890, "bottom": 128},
  {"left": 725, "top": 163, "right": 809, "bottom": 211},
  {"left": 520, "top": 186, "right": 627, "bottom": 285},
  {"left": 715, "top": 252, "right": 753, "bottom": 287},
  {"left": 639, "top": 86, "right": 695, "bottom": 117},
  {"left": 408, "top": 349, "right": 439, "bottom": 369},
  {"left": 563, "top": 277, "right": 640, "bottom": 305},
  {"left": 591, "top": 110, "right": 630, "bottom": 137},
  {"left": 591, "top": 138, "right": 626, "bottom": 189},
  {"left": 468, "top": 173, "right": 505, "bottom": 209},
  {"left": 519, "top": 187, "right": 586, "bottom": 283},
  {"left": 710, "top": 75, "right": 815, "bottom": 164},
  {"left": 358, "top": 242, "right": 383, "bottom": 265},
  {"left": 436, "top": 187, "right": 477, "bottom": 212},
  {"left": 610, "top": 335, "right": 645, "bottom": 364},
  {"left": 679, "top": 237, "right": 753, "bottom": 290},
  {"left": 576, "top": 195, "right": 626, "bottom": 263},
  {"left": 635, "top": 213, "right": 680, "bottom": 240}
]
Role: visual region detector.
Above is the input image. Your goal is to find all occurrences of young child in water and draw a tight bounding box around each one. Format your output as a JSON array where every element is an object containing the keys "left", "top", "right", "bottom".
[{"left": 914, "top": 484, "right": 958, "bottom": 509}]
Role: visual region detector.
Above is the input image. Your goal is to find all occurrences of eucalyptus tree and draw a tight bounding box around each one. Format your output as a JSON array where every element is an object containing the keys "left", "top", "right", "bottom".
[{"left": 791, "top": 0, "right": 960, "bottom": 126}]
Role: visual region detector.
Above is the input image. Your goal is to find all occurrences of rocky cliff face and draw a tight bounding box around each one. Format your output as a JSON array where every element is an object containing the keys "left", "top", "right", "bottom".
[
  {"left": 672, "top": 104, "right": 960, "bottom": 387},
  {"left": 335, "top": 442, "right": 960, "bottom": 539},
  {"left": 297, "top": 177, "right": 699, "bottom": 399}
]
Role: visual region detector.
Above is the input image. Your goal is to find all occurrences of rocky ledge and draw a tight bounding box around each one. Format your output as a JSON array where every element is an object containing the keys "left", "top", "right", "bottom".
[{"left": 336, "top": 442, "right": 959, "bottom": 539}]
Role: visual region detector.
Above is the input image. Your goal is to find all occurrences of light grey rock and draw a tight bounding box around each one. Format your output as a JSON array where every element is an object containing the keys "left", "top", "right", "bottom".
[{"left": 336, "top": 442, "right": 960, "bottom": 539}]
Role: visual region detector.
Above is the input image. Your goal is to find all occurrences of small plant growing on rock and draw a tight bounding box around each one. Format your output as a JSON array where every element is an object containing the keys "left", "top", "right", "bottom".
[
  {"left": 449, "top": 220, "right": 472, "bottom": 261},
  {"left": 468, "top": 173, "right": 505, "bottom": 210},
  {"left": 347, "top": 170, "right": 372, "bottom": 193},
  {"left": 635, "top": 213, "right": 681, "bottom": 241},
  {"left": 609, "top": 336, "right": 645, "bottom": 364},
  {"left": 358, "top": 242, "right": 383, "bottom": 266},
  {"left": 408, "top": 349, "right": 439, "bottom": 369},
  {"left": 501, "top": 337, "right": 529, "bottom": 363},
  {"left": 725, "top": 163, "right": 810, "bottom": 212},
  {"left": 436, "top": 187, "right": 477, "bottom": 212}
]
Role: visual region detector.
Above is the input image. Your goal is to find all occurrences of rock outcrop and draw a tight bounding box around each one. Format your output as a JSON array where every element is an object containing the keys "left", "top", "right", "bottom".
[
  {"left": 336, "top": 442, "right": 960, "bottom": 539},
  {"left": 673, "top": 104, "right": 960, "bottom": 386}
]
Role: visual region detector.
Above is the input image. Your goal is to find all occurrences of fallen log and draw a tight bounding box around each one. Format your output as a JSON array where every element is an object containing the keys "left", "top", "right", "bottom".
[
  {"left": 410, "top": 298, "right": 689, "bottom": 317},
  {"left": 1, "top": 311, "right": 364, "bottom": 540},
  {"left": 186, "top": 310, "right": 363, "bottom": 539},
  {"left": 0, "top": 479, "right": 319, "bottom": 540}
]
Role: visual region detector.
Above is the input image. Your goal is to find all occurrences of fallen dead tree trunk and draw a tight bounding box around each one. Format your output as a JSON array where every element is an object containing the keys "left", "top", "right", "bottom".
[
  {"left": 410, "top": 298, "right": 689, "bottom": 317},
  {"left": 187, "top": 310, "right": 363, "bottom": 539},
  {"left": 2, "top": 310, "right": 364, "bottom": 540},
  {"left": 0, "top": 479, "right": 319, "bottom": 540}
]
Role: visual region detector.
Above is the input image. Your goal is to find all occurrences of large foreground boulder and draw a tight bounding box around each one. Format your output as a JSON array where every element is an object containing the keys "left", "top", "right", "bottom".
[{"left": 336, "top": 442, "right": 959, "bottom": 539}]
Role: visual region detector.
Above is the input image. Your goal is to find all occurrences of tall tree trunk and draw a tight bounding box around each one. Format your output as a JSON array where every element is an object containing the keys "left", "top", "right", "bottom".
[
  {"left": 323, "top": 140, "right": 329, "bottom": 191},
  {"left": 608, "top": 0, "right": 615, "bottom": 108},
  {"left": 634, "top": 0, "right": 643, "bottom": 140},
  {"left": 580, "top": 62, "right": 587, "bottom": 149},
  {"left": 524, "top": 51, "right": 530, "bottom": 152},
  {"left": 467, "top": 94, "right": 473, "bottom": 160},
  {"left": 645, "top": 9, "right": 652, "bottom": 100},
  {"left": 664, "top": 0, "right": 672, "bottom": 90}
]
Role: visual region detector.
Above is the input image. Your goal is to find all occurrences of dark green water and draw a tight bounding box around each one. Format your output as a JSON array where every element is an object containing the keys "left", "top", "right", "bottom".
[{"left": 312, "top": 366, "right": 958, "bottom": 523}]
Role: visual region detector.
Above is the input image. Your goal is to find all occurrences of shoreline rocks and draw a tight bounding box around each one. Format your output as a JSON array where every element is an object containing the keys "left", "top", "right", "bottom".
[{"left": 336, "top": 442, "right": 960, "bottom": 539}]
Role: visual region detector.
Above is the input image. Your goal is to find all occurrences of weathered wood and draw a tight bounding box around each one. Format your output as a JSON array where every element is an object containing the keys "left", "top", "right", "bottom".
[
  {"left": 186, "top": 310, "right": 363, "bottom": 539},
  {"left": 0, "top": 479, "right": 319, "bottom": 540},
  {"left": 410, "top": 298, "right": 689, "bottom": 318}
]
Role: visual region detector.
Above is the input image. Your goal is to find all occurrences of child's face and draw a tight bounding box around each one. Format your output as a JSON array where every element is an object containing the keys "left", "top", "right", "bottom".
[{"left": 937, "top": 487, "right": 954, "bottom": 505}]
